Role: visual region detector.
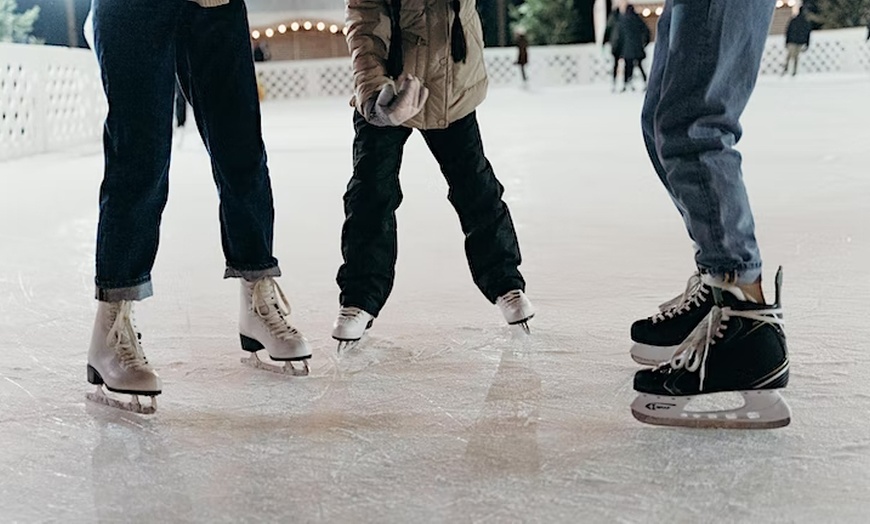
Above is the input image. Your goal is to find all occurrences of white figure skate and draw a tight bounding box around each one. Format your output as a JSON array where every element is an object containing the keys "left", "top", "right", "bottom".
[
  {"left": 86, "top": 301, "right": 161, "bottom": 414},
  {"left": 497, "top": 289, "right": 535, "bottom": 334},
  {"left": 332, "top": 306, "right": 374, "bottom": 352},
  {"left": 239, "top": 278, "right": 311, "bottom": 376}
]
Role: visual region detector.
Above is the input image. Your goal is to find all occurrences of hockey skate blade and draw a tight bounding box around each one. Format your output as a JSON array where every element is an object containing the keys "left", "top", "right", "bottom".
[
  {"left": 241, "top": 351, "right": 309, "bottom": 376},
  {"left": 631, "top": 390, "right": 791, "bottom": 429},
  {"left": 629, "top": 342, "right": 677, "bottom": 366},
  {"left": 86, "top": 386, "right": 157, "bottom": 415}
]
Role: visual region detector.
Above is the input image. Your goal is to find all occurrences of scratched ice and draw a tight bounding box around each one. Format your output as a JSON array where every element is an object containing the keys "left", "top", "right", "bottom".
[{"left": 1, "top": 75, "right": 868, "bottom": 522}]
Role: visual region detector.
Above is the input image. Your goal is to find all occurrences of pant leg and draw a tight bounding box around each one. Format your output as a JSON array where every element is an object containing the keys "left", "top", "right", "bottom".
[
  {"left": 792, "top": 46, "right": 800, "bottom": 75},
  {"left": 92, "top": 0, "right": 184, "bottom": 301},
  {"left": 420, "top": 112, "right": 525, "bottom": 303},
  {"left": 638, "top": 61, "right": 648, "bottom": 83},
  {"left": 337, "top": 112, "right": 412, "bottom": 316},
  {"left": 624, "top": 59, "right": 634, "bottom": 85},
  {"left": 649, "top": 0, "right": 773, "bottom": 284},
  {"left": 175, "top": 82, "right": 187, "bottom": 127},
  {"left": 790, "top": 44, "right": 802, "bottom": 75},
  {"left": 176, "top": 0, "right": 279, "bottom": 281},
  {"left": 642, "top": 5, "right": 694, "bottom": 228}
]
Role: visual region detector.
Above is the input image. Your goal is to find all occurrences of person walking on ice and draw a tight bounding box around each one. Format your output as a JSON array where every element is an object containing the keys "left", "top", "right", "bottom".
[
  {"left": 86, "top": 0, "right": 311, "bottom": 414},
  {"left": 515, "top": 28, "right": 529, "bottom": 86},
  {"left": 332, "top": 0, "right": 535, "bottom": 350},
  {"left": 783, "top": 6, "right": 812, "bottom": 77},
  {"left": 628, "top": 0, "right": 791, "bottom": 429}
]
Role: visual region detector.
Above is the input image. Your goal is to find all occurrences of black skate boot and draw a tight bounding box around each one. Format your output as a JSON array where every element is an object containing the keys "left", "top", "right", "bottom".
[
  {"left": 631, "top": 267, "right": 790, "bottom": 429},
  {"left": 630, "top": 273, "right": 714, "bottom": 365}
]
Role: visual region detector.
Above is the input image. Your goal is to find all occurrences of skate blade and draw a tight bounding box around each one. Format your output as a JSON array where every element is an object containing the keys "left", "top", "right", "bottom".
[
  {"left": 86, "top": 386, "right": 157, "bottom": 415},
  {"left": 631, "top": 390, "right": 791, "bottom": 429},
  {"left": 336, "top": 339, "right": 361, "bottom": 354},
  {"left": 629, "top": 342, "right": 677, "bottom": 367},
  {"left": 508, "top": 316, "right": 533, "bottom": 335},
  {"left": 241, "top": 352, "right": 309, "bottom": 376}
]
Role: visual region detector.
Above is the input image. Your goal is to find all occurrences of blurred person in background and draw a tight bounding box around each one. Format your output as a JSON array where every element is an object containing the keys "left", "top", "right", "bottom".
[
  {"left": 515, "top": 28, "right": 529, "bottom": 85},
  {"left": 784, "top": 7, "right": 812, "bottom": 76},
  {"left": 603, "top": 6, "right": 622, "bottom": 92},
  {"left": 175, "top": 82, "right": 187, "bottom": 128},
  {"left": 614, "top": 4, "right": 650, "bottom": 92}
]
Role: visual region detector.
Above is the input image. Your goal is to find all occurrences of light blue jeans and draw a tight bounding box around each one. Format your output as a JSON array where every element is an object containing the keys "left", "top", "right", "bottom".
[{"left": 642, "top": 0, "right": 775, "bottom": 285}]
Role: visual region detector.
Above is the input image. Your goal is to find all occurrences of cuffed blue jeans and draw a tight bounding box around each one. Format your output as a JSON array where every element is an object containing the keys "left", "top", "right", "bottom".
[
  {"left": 642, "top": 0, "right": 775, "bottom": 285},
  {"left": 92, "top": 0, "right": 279, "bottom": 301}
]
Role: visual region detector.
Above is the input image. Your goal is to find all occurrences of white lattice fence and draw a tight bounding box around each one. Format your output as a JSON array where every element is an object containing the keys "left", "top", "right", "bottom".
[
  {"left": 256, "top": 58, "right": 355, "bottom": 101},
  {"left": 857, "top": 39, "right": 870, "bottom": 72},
  {"left": 760, "top": 30, "right": 865, "bottom": 76},
  {"left": 254, "top": 27, "right": 869, "bottom": 101},
  {"left": 0, "top": 44, "right": 105, "bottom": 161},
  {"left": 1, "top": 29, "right": 868, "bottom": 160}
]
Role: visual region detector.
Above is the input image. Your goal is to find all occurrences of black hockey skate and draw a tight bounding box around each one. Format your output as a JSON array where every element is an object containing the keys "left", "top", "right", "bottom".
[
  {"left": 631, "top": 267, "right": 791, "bottom": 429},
  {"left": 630, "top": 273, "right": 714, "bottom": 365}
]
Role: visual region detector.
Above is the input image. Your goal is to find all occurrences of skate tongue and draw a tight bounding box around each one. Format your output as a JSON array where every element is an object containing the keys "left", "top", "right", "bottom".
[
  {"left": 712, "top": 286, "right": 750, "bottom": 307},
  {"left": 702, "top": 274, "right": 751, "bottom": 306}
]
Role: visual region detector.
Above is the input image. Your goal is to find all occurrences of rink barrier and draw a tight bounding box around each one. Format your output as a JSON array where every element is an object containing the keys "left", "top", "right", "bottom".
[
  {"left": 0, "top": 44, "right": 105, "bottom": 161},
  {"left": 1, "top": 27, "right": 868, "bottom": 161},
  {"left": 255, "top": 27, "right": 870, "bottom": 98}
]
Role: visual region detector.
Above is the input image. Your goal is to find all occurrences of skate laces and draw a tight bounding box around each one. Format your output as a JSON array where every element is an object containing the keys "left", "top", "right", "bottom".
[
  {"left": 252, "top": 278, "right": 300, "bottom": 340},
  {"left": 338, "top": 306, "right": 366, "bottom": 322},
  {"left": 662, "top": 304, "right": 785, "bottom": 391},
  {"left": 652, "top": 273, "right": 708, "bottom": 324},
  {"left": 106, "top": 302, "right": 150, "bottom": 370},
  {"left": 498, "top": 290, "right": 525, "bottom": 308}
]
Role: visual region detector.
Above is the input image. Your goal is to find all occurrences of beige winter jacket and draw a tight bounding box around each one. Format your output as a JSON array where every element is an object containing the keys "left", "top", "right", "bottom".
[{"left": 346, "top": 0, "right": 488, "bottom": 130}]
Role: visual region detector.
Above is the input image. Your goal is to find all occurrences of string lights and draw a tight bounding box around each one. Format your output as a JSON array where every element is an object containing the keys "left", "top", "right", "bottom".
[
  {"left": 251, "top": 21, "right": 347, "bottom": 39},
  {"left": 249, "top": 0, "right": 797, "bottom": 38},
  {"left": 633, "top": 1, "right": 794, "bottom": 18}
]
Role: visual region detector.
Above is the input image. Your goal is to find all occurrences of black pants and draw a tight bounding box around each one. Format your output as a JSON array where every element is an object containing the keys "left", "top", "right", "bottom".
[
  {"left": 625, "top": 59, "right": 648, "bottom": 85},
  {"left": 175, "top": 82, "right": 187, "bottom": 127},
  {"left": 337, "top": 111, "right": 525, "bottom": 317}
]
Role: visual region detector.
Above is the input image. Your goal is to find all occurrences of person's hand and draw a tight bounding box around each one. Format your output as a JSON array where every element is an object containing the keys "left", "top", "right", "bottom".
[{"left": 363, "top": 75, "right": 429, "bottom": 127}]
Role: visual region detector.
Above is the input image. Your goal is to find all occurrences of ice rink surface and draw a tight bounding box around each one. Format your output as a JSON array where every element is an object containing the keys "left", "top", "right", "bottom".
[{"left": 1, "top": 75, "right": 869, "bottom": 522}]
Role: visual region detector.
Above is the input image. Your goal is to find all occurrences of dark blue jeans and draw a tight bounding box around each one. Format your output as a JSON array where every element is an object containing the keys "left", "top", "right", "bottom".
[
  {"left": 92, "top": 0, "right": 279, "bottom": 301},
  {"left": 642, "top": 0, "right": 775, "bottom": 285}
]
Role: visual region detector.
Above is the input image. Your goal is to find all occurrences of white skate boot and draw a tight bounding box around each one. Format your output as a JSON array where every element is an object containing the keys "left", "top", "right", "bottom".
[
  {"left": 497, "top": 290, "right": 535, "bottom": 333},
  {"left": 86, "top": 301, "right": 161, "bottom": 414},
  {"left": 239, "top": 277, "right": 311, "bottom": 376},
  {"left": 332, "top": 306, "right": 374, "bottom": 352}
]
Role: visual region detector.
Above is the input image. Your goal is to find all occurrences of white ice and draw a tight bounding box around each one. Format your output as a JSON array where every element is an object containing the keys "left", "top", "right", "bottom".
[{"left": 1, "top": 75, "right": 869, "bottom": 522}]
